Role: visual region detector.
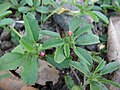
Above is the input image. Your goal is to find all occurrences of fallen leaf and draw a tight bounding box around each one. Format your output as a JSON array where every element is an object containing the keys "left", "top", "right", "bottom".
[
  {"left": 107, "top": 16, "right": 120, "bottom": 90},
  {"left": 37, "top": 60, "right": 59, "bottom": 85},
  {"left": 16, "top": 60, "right": 59, "bottom": 85},
  {"left": 0, "top": 71, "right": 24, "bottom": 90},
  {"left": 21, "top": 85, "right": 38, "bottom": 90}
]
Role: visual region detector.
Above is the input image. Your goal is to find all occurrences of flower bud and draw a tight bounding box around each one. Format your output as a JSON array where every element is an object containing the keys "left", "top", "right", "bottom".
[
  {"left": 39, "top": 52, "right": 45, "bottom": 57},
  {"left": 68, "top": 31, "right": 72, "bottom": 36}
]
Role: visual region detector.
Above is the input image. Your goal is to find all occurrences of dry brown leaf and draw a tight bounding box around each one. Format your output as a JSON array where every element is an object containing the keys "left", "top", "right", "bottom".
[
  {"left": 0, "top": 71, "right": 24, "bottom": 90},
  {"left": 21, "top": 85, "right": 38, "bottom": 90},
  {"left": 107, "top": 16, "right": 120, "bottom": 90},
  {"left": 16, "top": 60, "right": 59, "bottom": 85},
  {"left": 37, "top": 60, "right": 59, "bottom": 85}
]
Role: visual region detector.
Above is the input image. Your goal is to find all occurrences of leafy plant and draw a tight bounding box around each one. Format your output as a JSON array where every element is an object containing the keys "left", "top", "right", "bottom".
[{"left": 0, "top": 0, "right": 120, "bottom": 90}]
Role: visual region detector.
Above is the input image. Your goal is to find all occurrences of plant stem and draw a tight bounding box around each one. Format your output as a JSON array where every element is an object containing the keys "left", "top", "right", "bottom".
[
  {"left": 9, "top": 26, "right": 22, "bottom": 38},
  {"left": 71, "top": 67, "right": 81, "bottom": 85}
]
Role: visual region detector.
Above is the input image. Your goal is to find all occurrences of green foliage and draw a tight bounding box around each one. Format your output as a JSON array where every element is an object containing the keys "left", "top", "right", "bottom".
[
  {"left": 65, "top": 75, "right": 75, "bottom": 89},
  {"left": 21, "top": 56, "right": 39, "bottom": 85},
  {"left": 0, "top": 0, "right": 120, "bottom": 90}
]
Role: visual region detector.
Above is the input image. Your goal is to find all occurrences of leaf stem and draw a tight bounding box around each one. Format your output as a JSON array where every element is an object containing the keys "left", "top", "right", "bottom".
[
  {"left": 9, "top": 26, "right": 22, "bottom": 38},
  {"left": 71, "top": 67, "right": 81, "bottom": 85}
]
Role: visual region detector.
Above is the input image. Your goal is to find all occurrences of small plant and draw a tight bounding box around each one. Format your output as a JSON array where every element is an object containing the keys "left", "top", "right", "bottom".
[{"left": 0, "top": 0, "right": 120, "bottom": 90}]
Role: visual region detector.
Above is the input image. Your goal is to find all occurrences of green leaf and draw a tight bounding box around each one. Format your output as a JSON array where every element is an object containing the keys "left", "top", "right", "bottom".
[
  {"left": 0, "top": 18, "right": 14, "bottom": 26},
  {"left": 65, "top": 75, "right": 75, "bottom": 89},
  {"left": 71, "top": 85, "right": 82, "bottom": 90},
  {"left": 42, "top": 38, "right": 64, "bottom": 49},
  {"left": 40, "top": 30, "right": 60, "bottom": 37},
  {"left": 76, "top": 34, "right": 100, "bottom": 45},
  {"left": 64, "top": 44, "right": 70, "bottom": 58},
  {"left": 20, "top": 38, "right": 34, "bottom": 52},
  {"left": 0, "top": 11, "right": 12, "bottom": 19},
  {"left": 12, "top": 45, "right": 25, "bottom": 54},
  {"left": 92, "top": 56, "right": 103, "bottom": 63},
  {"left": 0, "top": 53, "right": 25, "bottom": 71},
  {"left": 23, "top": 13, "right": 39, "bottom": 42},
  {"left": 90, "top": 82, "right": 108, "bottom": 90},
  {"left": 93, "top": 11, "right": 109, "bottom": 24},
  {"left": 37, "top": 6, "right": 50, "bottom": 13},
  {"left": 74, "top": 47, "right": 91, "bottom": 65},
  {"left": 0, "top": 2, "right": 11, "bottom": 13},
  {"left": 21, "top": 56, "right": 39, "bottom": 84},
  {"left": 42, "top": 0, "right": 49, "bottom": 5},
  {"left": 100, "top": 62, "right": 120, "bottom": 75},
  {"left": 33, "top": 0, "right": 40, "bottom": 7},
  {"left": 87, "top": 11, "right": 99, "bottom": 22},
  {"left": 18, "top": 6, "right": 31, "bottom": 13},
  {"left": 54, "top": 46, "right": 66, "bottom": 63},
  {"left": 11, "top": 0, "right": 18, "bottom": 5},
  {"left": 49, "top": 0, "right": 57, "bottom": 8},
  {"left": 69, "top": 16, "right": 81, "bottom": 32},
  {"left": 70, "top": 61, "right": 89, "bottom": 76},
  {"left": 26, "top": 0, "right": 33, "bottom": 6},
  {"left": 46, "top": 55, "right": 70, "bottom": 69},
  {"left": 100, "top": 4, "right": 113, "bottom": 9},
  {"left": 94, "top": 60, "right": 106, "bottom": 73},
  {"left": 75, "top": 24, "right": 93, "bottom": 38},
  {"left": 20, "top": 0, "right": 27, "bottom": 6},
  {"left": 98, "top": 78, "right": 120, "bottom": 89}
]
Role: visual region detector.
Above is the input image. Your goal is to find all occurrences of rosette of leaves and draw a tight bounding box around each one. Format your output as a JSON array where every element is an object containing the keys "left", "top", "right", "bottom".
[
  {"left": 100, "top": 0, "right": 120, "bottom": 14},
  {"left": 66, "top": 0, "right": 109, "bottom": 24},
  {"left": 18, "top": 0, "right": 57, "bottom": 14},
  {"left": 0, "top": 13, "right": 42, "bottom": 84},
  {"left": 42, "top": 16, "right": 99, "bottom": 65},
  {"left": 64, "top": 60, "right": 120, "bottom": 90}
]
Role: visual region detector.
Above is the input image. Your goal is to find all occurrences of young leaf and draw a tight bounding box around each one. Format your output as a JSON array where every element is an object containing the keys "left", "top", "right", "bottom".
[
  {"left": 21, "top": 56, "right": 39, "bottom": 84},
  {"left": 100, "top": 62, "right": 120, "bottom": 75},
  {"left": 76, "top": 34, "right": 100, "bottom": 45},
  {"left": 94, "top": 60, "right": 106, "bottom": 73},
  {"left": 23, "top": 13, "right": 39, "bottom": 42},
  {"left": 63, "top": 44, "right": 70, "bottom": 58},
  {"left": 75, "top": 24, "right": 93, "bottom": 38},
  {"left": 54, "top": 46, "right": 66, "bottom": 63},
  {"left": 26, "top": 0, "right": 33, "bottom": 6},
  {"left": 0, "top": 18, "right": 14, "bottom": 26},
  {"left": 93, "top": 11, "right": 109, "bottom": 24},
  {"left": 65, "top": 75, "right": 75, "bottom": 89},
  {"left": 74, "top": 47, "right": 91, "bottom": 65},
  {"left": 42, "top": 38, "right": 64, "bottom": 49},
  {"left": 0, "top": 53, "right": 25, "bottom": 71},
  {"left": 69, "top": 16, "right": 81, "bottom": 32},
  {"left": 98, "top": 78, "right": 120, "bottom": 89},
  {"left": 70, "top": 61, "right": 89, "bottom": 76},
  {"left": 40, "top": 30, "right": 60, "bottom": 37}
]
